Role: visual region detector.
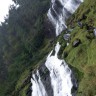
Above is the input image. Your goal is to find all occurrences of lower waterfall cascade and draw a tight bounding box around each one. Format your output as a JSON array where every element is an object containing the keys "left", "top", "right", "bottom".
[
  {"left": 31, "top": 0, "right": 83, "bottom": 96},
  {"left": 45, "top": 42, "right": 73, "bottom": 96},
  {"left": 31, "top": 43, "right": 73, "bottom": 96}
]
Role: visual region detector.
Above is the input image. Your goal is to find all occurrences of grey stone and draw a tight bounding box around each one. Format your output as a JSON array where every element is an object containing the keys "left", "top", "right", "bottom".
[
  {"left": 72, "top": 39, "right": 81, "bottom": 47},
  {"left": 64, "top": 34, "right": 70, "bottom": 41}
]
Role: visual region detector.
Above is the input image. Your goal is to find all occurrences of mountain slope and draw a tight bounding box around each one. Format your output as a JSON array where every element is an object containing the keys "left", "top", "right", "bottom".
[{"left": 58, "top": 0, "right": 96, "bottom": 95}]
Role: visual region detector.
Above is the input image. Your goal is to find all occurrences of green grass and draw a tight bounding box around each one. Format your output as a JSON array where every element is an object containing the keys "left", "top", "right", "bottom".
[{"left": 57, "top": 0, "right": 96, "bottom": 95}]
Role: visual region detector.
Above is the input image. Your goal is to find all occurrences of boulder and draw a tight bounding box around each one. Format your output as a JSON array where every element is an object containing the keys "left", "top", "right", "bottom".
[
  {"left": 72, "top": 39, "right": 81, "bottom": 47},
  {"left": 64, "top": 34, "right": 70, "bottom": 41}
]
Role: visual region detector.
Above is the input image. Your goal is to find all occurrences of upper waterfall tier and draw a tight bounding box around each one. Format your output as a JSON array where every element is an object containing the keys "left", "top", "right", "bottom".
[{"left": 47, "top": 0, "right": 83, "bottom": 36}]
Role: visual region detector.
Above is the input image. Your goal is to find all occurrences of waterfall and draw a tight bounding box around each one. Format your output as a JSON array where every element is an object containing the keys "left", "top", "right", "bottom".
[
  {"left": 31, "top": 0, "right": 83, "bottom": 96},
  {"left": 47, "top": 0, "right": 83, "bottom": 36},
  {"left": 45, "top": 42, "right": 73, "bottom": 96},
  {"left": 31, "top": 71, "right": 48, "bottom": 96}
]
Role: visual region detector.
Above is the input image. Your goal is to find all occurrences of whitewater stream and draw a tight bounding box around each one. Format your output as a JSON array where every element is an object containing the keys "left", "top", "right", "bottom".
[
  {"left": 45, "top": 42, "right": 73, "bottom": 96},
  {"left": 31, "top": 0, "right": 83, "bottom": 96}
]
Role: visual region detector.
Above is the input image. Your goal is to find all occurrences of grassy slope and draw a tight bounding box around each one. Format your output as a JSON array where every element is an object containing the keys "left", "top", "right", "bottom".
[{"left": 58, "top": 0, "right": 96, "bottom": 95}]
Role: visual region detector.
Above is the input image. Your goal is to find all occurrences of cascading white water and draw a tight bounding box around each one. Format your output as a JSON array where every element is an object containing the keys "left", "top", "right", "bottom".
[
  {"left": 47, "top": 0, "right": 83, "bottom": 36},
  {"left": 31, "top": 71, "right": 48, "bottom": 96},
  {"left": 31, "top": 0, "right": 83, "bottom": 96},
  {"left": 45, "top": 42, "right": 73, "bottom": 96},
  {"left": 31, "top": 43, "right": 73, "bottom": 96}
]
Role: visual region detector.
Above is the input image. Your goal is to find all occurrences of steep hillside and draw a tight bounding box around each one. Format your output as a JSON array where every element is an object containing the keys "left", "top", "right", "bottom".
[{"left": 58, "top": 0, "right": 96, "bottom": 95}]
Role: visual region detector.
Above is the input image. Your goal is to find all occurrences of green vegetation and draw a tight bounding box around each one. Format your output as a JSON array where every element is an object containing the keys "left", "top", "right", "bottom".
[
  {"left": 0, "top": 0, "right": 53, "bottom": 95},
  {"left": 57, "top": 0, "right": 96, "bottom": 95}
]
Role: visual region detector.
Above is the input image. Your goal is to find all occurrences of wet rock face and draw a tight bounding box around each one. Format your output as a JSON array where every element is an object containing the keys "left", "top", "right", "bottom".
[
  {"left": 72, "top": 39, "right": 81, "bottom": 47},
  {"left": 39, "top": 64, "right": 53, "bottom": 96}
]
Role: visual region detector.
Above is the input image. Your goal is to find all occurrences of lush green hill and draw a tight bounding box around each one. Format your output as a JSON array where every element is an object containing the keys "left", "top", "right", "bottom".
[{"left": 58, "top": 0, "right": 96, "bottom": 95}]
